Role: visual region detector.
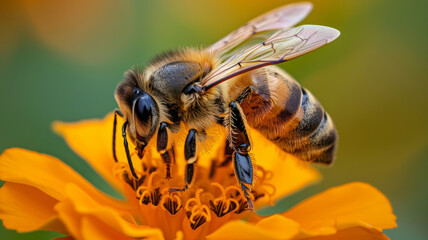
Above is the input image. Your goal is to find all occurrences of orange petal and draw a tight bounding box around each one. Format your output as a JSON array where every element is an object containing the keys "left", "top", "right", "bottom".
[
  {"left": 206, "top": 214, "right": 300, "bottom": 240},
  {"left": 55, "top": 200, "right": 84, "bottom": 240},
  {"left": 0, "top": 148, "right": 98, "bottom": 201},
  {"left": 53, "top": 113, "right": 121, "bottom": 190},
  {"left": 57, "top": 183, "right": 164, "bottom": 239},
  {"left": 0, "top": 182, "right": 65, "bottom": 234},
  {"left": 0, "top": 148, "right": 129, "bottom": 210},
  {"left": 282, "top": 182, "right": 397, "bottom": 237},
  {"left": 250, "top": 129, "right": 320, "bottom": 206},
  {"left": 302, "top": 226, "right": 391, "bottom": 240},
  {"left": 80, "top": 216, "right": 135, "bottom": 240}
]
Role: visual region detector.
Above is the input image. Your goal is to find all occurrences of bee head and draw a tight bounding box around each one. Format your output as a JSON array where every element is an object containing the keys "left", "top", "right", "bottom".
[{"left": 115, "top": 69, "right": 160, "bottom": 145}]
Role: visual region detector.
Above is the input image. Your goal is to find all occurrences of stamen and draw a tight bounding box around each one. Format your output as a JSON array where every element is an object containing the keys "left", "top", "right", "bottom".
[
  {"left": 209, "top": 183, "right": 239, "bottom": 217},
  {"left": 224, "top": 185, "right": 255, "bottom": 213},
  {"left": 161, "top": 192, "right": 183, "bottom": 215},
  {"left": 256, "top": 166, "right": 277, "bottom": 205},
  {"left": 185, "top": 189, "right": 212, "bottom": 229},
  {"left": 136, "top": 172, "right": 162, "bottom": 206}
]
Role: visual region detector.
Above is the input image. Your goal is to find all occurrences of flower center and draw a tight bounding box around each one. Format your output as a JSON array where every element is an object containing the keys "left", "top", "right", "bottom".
[{"left": 112, "top": 146, "right": 276, "bottom": 238}]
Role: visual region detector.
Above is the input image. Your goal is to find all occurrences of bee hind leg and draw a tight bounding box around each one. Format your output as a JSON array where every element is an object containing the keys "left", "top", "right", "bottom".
[
  {"left": 169, "top": 129, "right": 197, "bottom": 194},
  {"left": 157, "top": 122, "right": 175, "bottom": 179},
  {"left": 228, "top": 99, "right": 255, "bottom": 211}
]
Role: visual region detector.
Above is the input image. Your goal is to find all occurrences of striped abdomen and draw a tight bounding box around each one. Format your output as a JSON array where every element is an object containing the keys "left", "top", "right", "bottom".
[{"left": 240, "top": 66, "right": 337, "bottom": 165}]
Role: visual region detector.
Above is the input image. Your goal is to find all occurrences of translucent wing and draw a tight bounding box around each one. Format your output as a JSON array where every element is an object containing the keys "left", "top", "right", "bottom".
[
  {"left": 209, "top": 2, "right": 313, "bottom": 55},
  {"left": 202, "top": 25, "right": 340, "bottom": 89}
]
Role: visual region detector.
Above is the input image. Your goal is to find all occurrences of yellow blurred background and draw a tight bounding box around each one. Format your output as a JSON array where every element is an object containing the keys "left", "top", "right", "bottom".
[{"left": 1, "top": 0, "right": 427, "bottom": 239}]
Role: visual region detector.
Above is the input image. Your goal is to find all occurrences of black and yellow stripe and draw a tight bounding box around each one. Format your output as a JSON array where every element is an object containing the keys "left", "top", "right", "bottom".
[{"left": 241, "top": 66, "right": 337, "bottom": 165}]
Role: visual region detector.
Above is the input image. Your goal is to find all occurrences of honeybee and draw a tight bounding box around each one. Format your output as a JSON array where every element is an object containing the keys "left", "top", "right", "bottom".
[{"left": 113, "top": 2, "right": 339, "bottom": 209}]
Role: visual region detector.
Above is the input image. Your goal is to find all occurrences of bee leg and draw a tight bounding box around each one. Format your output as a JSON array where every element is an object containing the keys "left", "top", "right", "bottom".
[
  {"left": 157, "top": 122, "right": 175, "bottom": 179},
  {"left": 229, "top": 100, "right": 254, "bottom": 211},
  {"left": 169, "top": 129, "right": 197, "bottom": 194},
  {"left": 112, "top": 109, "right": 123, "bottom": 163},
  {"left": 122, "top": 121, "right": 139, "bottom": 180}
]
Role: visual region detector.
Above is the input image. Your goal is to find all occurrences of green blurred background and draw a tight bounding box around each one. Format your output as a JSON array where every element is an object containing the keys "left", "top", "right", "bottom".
[{"left": 1, "top": 0, "right": 427, "bottom": 239}]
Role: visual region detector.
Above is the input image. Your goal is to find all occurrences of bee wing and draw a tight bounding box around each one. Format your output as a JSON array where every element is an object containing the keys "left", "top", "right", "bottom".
[
  {"left": 202, "top": 25, "right": 340, "bottom": 89},
  {"left": 209, "top": 2, "right": 313, "bottom": 55}
]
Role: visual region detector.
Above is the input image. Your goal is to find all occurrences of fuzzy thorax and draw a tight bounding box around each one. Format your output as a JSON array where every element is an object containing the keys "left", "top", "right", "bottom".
[{"left": 180, "top": 85, "right": 226, "bottom": 131}]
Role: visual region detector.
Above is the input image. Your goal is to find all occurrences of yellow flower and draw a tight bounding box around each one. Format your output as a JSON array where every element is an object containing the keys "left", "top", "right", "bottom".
[{"left": 0, "top": 113, "right": 396, "bottom": 239}]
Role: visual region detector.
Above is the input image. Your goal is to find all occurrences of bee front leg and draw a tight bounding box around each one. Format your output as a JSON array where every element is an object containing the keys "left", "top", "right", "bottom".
[
  {"left": 121, "top": 121, "right": 140, "bottom": 180},
  {"left": 157, "top": 122, "right": 175, "bottom": 179},
  {"left": 112, "top": 109, "right": 123, "bottom": 163},
  {"left": 169, "top": 129, "right": 197, "bottom": 194},
  {"left": 228, "top": 98, "right": 255, "bottom": 211},
  {"left": 113, "top": 109, "right": 145, "bottom": 182}
]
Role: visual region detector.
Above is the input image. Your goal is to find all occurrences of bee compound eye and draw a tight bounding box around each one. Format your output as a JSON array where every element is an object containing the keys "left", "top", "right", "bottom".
[{"left": 134, "top": 93, "right": 157, "bottom": 125}]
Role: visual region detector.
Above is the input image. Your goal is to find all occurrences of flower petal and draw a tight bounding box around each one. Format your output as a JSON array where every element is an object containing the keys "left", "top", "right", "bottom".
[
  {"left": 0, "top": 148, "right": 128, "bottom": 209},
  {"left": 0, "top": 148, "right": 98, "bottom": 201},
  {"left": 206, "top": 214, "right": 300, "bottom": 240},
  {"left": 0, "top": 182, "right": 65, "bottom": 233},
  {"left": 55, "top": 200, "right": 84, "bottom": 240},
  {"left": 250, "top": 129, "right": 320, "bottom": 205},
  {"left": 254, "top": 214, "right": 300, "bottom": 238},
  {"left": 53, "top": 113, "right": 121, "bottom": 190},
  {"left": 302, "top": 226, "right": 391, "bottom": 240},
  {"left": 282, "top": 182, "right": 397, "bottom": 237},
  {"left": 80, "top": 216, "right": 135, "bottom": 240},
  {"left": 0, "top": 148, "right": 131, "bottom": 234},
  {"left": 56, "top": 183, "right": 164, "bottom": 239}
]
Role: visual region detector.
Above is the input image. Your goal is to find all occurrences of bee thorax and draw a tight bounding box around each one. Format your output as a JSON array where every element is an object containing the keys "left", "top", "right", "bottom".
[{"left": 180, "top": 88, "right": 226, "bottom": 131}]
